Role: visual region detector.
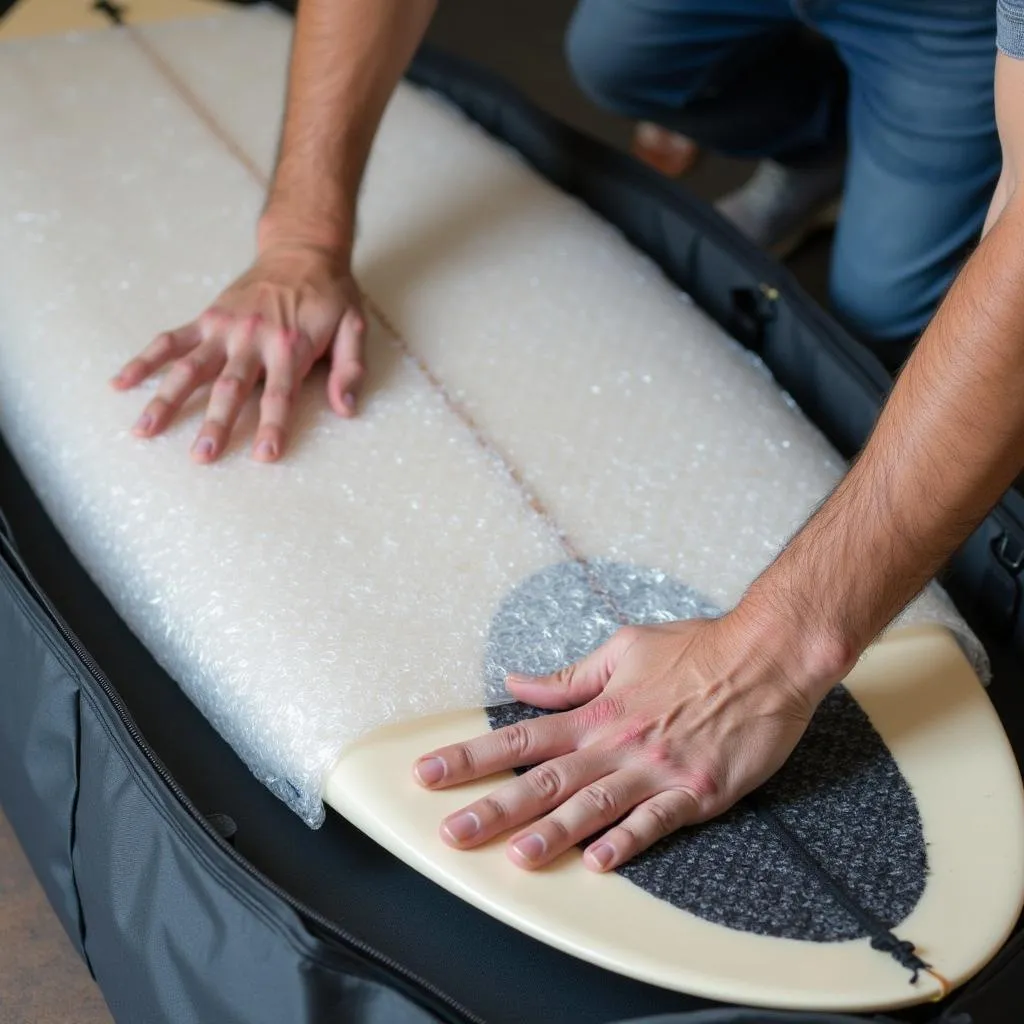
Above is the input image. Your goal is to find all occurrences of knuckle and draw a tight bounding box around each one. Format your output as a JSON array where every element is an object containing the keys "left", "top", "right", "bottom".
[
  {"left": 150, "top": 332, "right": 174, "bottom": 355},
  {"left": 253, "top": 281, "right": 280, "bottom": 303},
  {"left": 527, "top": 764, "right": 563, "bottom": 801},
  {"left": 613, "top": 822, "right": 640, "bottom": 851},
  {"left": 232, "top": 315, "right": 261, "bottom": 346},
  {"left": 499, "top": 723, "right": 533, "bottom": 761},
  {"left": 611, "top": 716, "right": 650, "bottom": 749},
  {"left": 643, "top": 799, "right": 677, "bottom": 836},
  {"left": 543, "top": 816, "right": 571, "bottom": 845},
  {"left": 213, "top": 374, "right": 247, "bottom": 397},
  {"left": 262, "top": 382, "right": 294, "bottom": 405},
  {"left": 644, "top": 737, "right": 674, "bottom": 768},
  {"left": 199, "top": 308, "right": 224, "bottom": 331},
  {"left": 555, "top": 661, "right": 579, "bottom": 690},
  {"left": 581, "top": 782, "right": 618, "bottom": 818},
  {"left": 579, "top": 693, "right": 627, "bottom": 731},
  {"left": 271, "top": 329, "right": 300, "bottom": 357},
  {"left": 449, "top": 743, "right": 476, "bottom": 777},
  {"left": 477, "top": 796, "right": 509, "bottom": 826},
  {"left": 682, "top": 767, "right": 719, "bottom": 800},
  {"left": 174, "top": 355, "right": 204, "bottom": 382}
]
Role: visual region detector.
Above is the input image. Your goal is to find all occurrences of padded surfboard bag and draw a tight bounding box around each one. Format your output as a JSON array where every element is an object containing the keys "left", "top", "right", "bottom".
[{"left": 3, "top": 30, "right": 1024, "bottom": 1024}]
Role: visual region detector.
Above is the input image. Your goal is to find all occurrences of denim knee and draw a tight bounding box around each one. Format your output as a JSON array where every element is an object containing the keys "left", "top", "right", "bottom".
[
  {"left": 564, "top": 5, "right": 646, "bottom": 115},
  {"left": 828, "top": 254, "right": 947, "bottom": 345},
  {"left": 564, "top": 1, "right": 703, "bottom": 117}
]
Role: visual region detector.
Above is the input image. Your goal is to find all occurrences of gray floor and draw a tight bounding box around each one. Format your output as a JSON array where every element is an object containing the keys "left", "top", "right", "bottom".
[{"left": 0, "top": 810, "right": 114, "bottom": 1024}]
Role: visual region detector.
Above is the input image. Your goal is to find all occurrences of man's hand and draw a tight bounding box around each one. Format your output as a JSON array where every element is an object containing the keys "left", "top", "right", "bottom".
[
  {"left": 412, "top": 50, "right": 1024, "bottom": 875},
  {"left": 111, "top": 0, "right": 438, "bottom": 463},
  {"left": 413, "top": 614, "right": 820, "bottom": 872},
  {"left": 111, "top": 243, "right": 366, "bottom": 463}
]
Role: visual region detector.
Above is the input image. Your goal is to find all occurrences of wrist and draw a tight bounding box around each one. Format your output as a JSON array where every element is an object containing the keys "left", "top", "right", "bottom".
[
  {"left": 728, "top": 584, "right": 861, "bottom": 706},
  {"left": 257, "top": 205, "right": 354, "bottom": 262}
]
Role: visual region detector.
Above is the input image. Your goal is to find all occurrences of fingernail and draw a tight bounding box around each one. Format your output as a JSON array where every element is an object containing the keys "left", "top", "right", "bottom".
[
  {"left": 193, "top": 437, "right": 214, "bottom": 457},
  {"left": 505, "top": 672, "right": 533, "bottom": 686},
  {"left": 587, "top": 843, "right": 615, "bottom": 870},
  {"left": 256, "top": 440, "right": 277, "bottom": 460},
  {"left": 512, "top": 833, "right": 546, "bottom": 863},
  {"left": 342, "top": 392, "right": 356, "bottom": 411},
  {"left": 443, "top": 811, "right": 480, "bottom": 843},
  {"left": 134, "top": 413, "right": 153, "bottom": 434},
  {"left": 414, "top": 756, "right": 446, "bottom": 786}
]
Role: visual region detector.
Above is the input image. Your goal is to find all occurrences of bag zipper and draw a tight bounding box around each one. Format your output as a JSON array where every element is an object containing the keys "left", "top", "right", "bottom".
[{"left": 0, "top": 533, "right": 485, "bottom": 1024}]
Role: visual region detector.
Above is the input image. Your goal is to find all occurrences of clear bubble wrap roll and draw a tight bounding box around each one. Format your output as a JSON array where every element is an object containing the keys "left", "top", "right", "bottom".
[{"left": 0, "top": 11, "right": 987, "bottom": 826}]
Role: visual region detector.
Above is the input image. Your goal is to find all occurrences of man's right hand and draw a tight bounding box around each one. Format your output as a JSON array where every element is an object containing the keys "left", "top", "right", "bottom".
[{"left": 111, "top": 242, "right": 366, "bottom": 464}]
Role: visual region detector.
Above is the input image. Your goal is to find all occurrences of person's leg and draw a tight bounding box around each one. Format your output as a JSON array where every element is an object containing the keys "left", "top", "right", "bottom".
[
  {"left": 565, "top": 0, "right": 846, "bottom": 167},
  {"left": 816, "top": 0, "right": 1001, "bottom": 359}
]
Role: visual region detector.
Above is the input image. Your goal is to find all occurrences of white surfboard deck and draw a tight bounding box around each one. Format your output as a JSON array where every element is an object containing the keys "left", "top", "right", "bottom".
[{"left": 0, "top": 4, "right": 1021, "bottom": 1014}]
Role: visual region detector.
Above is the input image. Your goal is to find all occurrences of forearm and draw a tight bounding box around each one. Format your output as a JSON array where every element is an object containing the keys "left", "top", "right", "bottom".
[
  {"left": 259, "top": 0, "right": 437, "bottom": 256},
  {"left": 740, "top": 195, "right": 1024, "bottom": 698}
]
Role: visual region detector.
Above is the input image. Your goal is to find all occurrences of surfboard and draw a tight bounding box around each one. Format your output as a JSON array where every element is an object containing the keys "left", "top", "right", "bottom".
[{"left": 0, "top": 3, "right": 1021, "bottom": 1014}]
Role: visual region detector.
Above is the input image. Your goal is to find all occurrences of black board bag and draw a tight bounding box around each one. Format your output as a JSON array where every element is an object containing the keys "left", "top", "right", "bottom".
[{"left": 2, "top": 27, "right": 1024, "bottom": 1024}]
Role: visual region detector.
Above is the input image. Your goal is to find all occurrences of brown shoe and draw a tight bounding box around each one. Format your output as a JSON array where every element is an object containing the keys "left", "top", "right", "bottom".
[{"left": 631, "top": 122, "right": 701, "bottom": 178}]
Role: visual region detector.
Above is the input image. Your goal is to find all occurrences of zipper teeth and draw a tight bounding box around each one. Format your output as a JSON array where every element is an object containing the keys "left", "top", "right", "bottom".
[{"left": 0, "top": 534, "right": 483, "bottom": 1024}]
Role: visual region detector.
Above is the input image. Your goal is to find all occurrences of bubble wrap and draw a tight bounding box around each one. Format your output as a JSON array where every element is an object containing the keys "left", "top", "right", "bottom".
[
  {"left": 483, "top": 561, "right": 722, "bottom": 703},
  {"left": 0, "top": 27, "right": 564, "bottom": 824},
  {"left": 140, "top": 9, "right": 987, "bottom": 667},
  {"left": 0, "top": 11, "right": 987, "bottom": 825}
]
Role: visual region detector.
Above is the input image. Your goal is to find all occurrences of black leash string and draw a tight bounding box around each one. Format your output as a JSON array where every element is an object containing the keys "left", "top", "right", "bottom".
[
  {"left": 749, "top": 797, "right": 949, "bottom": 998},
  {"left": 93, "top": 0, "right": 126, "bottom": 24}
]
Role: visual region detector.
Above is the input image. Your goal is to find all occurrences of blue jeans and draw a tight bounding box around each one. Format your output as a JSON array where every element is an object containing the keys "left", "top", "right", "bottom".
[{"left": 566, "top": 0, "right": 1001, "bottom": 348}]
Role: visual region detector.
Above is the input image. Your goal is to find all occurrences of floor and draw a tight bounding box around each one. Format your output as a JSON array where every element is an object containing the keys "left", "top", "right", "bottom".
[
  {"left": 0, "top": 1, "right": 834, "bottom": 1021},
  {"left": 0, "top": 811, "right": 114, "bottom": 1024}
]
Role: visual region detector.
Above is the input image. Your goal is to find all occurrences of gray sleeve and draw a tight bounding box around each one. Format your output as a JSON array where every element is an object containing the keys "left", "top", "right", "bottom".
[{"left": 999, "top": 0, "right": 1024, "bottom": 59}]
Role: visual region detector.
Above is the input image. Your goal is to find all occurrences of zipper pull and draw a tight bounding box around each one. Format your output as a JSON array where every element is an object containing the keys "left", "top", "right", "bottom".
[{"left": 729, "top": 282, "right": 778, "bottom": 352}]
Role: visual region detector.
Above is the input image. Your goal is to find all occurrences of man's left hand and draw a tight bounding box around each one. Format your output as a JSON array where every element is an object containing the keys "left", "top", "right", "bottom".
[{"left": 412, "top": 613, "right": 823, "bottom": 872}]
